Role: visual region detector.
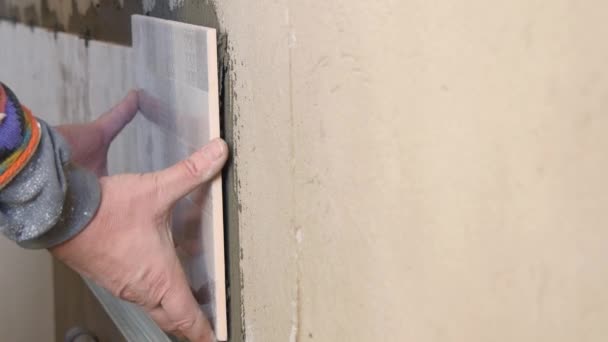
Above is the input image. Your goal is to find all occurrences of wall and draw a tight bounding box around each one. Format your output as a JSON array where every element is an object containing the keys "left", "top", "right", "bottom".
[
  {"left": 218, "top": 1, "right": 608, "bottom": 341},
  {"left": 0, "top": 21, "right": 132, "bottom": 341},
  {"left": 2, "top": 1, "right": 608, "bottom": 342},
  {"left": 0, "top": 240, "right": 53, "bottom": 340}
]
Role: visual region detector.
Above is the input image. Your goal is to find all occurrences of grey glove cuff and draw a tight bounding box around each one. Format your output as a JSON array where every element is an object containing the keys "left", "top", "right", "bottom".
[{"left": 0, "top": 120, "right": 101, "bottom": 249}]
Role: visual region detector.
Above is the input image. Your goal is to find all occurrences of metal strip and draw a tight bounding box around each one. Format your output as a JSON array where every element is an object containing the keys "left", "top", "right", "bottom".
[{"left": 84, "top": 278, "right": 173, "bottom": 342}]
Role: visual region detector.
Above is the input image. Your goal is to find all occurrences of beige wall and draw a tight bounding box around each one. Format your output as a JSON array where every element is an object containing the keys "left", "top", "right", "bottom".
[
  {"left": 216, "top": 1, "right": 608, "bottom": 341},
  {"left": 0, "top": 240, "right": 53, "bottom": 340}
]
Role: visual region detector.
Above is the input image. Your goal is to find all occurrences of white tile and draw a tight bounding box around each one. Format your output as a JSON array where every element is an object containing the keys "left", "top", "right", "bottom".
[
  {"left": 131, "top": 15, "right": 226, "bottom": 341},
  {"left": 0, "top": 17, "right": 226, "bottom": 340}
]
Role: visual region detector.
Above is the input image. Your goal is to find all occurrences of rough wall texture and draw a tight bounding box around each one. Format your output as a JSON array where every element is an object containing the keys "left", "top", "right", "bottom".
[
  {"left": 0, "top": 240, "right": 53, "bottom": 340},
  {"left": 3, "top": 1, "right": 608, "bottom": 342},
  {"left": 216, "top": 1, "right": 608, "bottom": 341}
]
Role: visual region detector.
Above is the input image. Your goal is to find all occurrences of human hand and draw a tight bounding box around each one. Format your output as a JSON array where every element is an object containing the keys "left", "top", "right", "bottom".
[
  {"left": 50, "top": 138, "right": 228, "bottom": 342},
  {"left": 55, "top": 90, "right": 139, "bottom": 177}
]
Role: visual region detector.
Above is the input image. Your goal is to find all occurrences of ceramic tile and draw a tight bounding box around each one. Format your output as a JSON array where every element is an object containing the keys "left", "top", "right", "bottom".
[{"left": 132, "top": 15, "right": 226, "bottom": 341}]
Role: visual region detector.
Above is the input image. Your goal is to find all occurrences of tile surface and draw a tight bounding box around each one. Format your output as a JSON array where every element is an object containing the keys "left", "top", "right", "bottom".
[
  {"left": 131, "top": 15, "right": 226, "bottom": 341},
  {"left": 0, "top": 19, "right": 188, "bottom": 341}
]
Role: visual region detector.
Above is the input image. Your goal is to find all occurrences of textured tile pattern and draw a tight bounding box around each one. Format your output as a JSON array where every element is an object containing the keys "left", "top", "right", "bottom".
[
  {"left": 0, "top": 18, "right": 225, "bottom": 341},
  {"left": 131, "top": 15, "right": 226, "bottom": 340}
]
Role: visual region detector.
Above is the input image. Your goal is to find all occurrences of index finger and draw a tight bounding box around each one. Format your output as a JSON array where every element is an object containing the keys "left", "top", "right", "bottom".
[{"left": 95, "top": 90, "right": 139, "bottom": 144}]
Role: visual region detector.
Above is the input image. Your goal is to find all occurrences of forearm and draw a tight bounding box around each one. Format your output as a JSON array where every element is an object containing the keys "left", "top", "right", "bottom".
[{"left": 0, "top": 83, "right": 101, "bottom": 248}]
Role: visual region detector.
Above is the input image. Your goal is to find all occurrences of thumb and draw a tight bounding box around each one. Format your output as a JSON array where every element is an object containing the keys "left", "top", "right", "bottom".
[
  {"left": 95, "top": 90, "right": 139, "bottom": 144},
  {"left": 153, "top": 138, "right": 228, "bottom": 207}
]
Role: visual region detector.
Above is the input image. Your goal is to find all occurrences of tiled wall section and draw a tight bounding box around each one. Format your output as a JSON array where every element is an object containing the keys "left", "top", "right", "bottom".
[{"left": 0, "top": 21, "right": 134, "bottom": 340}]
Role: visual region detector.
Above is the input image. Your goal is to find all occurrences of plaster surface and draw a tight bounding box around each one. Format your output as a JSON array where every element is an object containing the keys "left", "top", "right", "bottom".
[
  {"left": 213, "top": 1, "right": 608, "bottom": 341},
  {"left": 0, "top": 239, "right": 53, "bottom": 341}
]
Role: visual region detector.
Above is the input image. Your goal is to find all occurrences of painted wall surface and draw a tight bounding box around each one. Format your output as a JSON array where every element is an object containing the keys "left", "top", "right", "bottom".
[
  {"left": 213, "top": 1, "right": 608, "bottom": 341},
  {"left": 2, "top": 1, "right": 608, "bottom": 342},
  {"left": 0, "top": 240, "right": 53, "bottom": 340}
]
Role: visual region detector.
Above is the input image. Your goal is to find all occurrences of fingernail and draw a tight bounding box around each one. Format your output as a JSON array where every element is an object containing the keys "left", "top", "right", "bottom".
[{"left": 207, "top": 139, "right": 227, "bottom": 161}]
